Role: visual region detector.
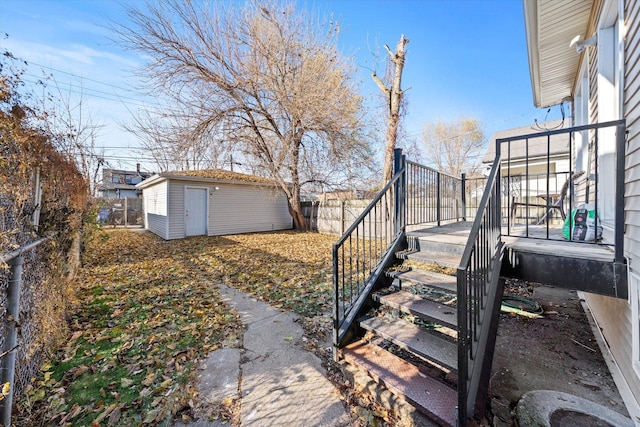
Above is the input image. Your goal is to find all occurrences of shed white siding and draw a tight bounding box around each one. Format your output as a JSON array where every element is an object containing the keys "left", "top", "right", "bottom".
[
  {"left": 140, "top": 176, "right": 292, "bottom": 240},
  {"left": 167, "top": 180, "right": 187, "bottom": 240},
  {"left": 142, "top": 180, "right": 169, "bottom": 240},
  {"left": 209, "top": 184, "right": 292, "bottom": 235}
]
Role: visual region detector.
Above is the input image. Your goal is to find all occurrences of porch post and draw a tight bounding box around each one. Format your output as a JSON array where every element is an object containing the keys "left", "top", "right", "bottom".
[
  {"left": 615, "top": 121, "right": 626, "bottom": 264},
  {"left": 461, "top": 173, "right": 467, "bottom": 222},
  {"left": 496, "top": 142, "right": 502, "bottom": 229},
  {"left": 393, "top": 148, "right": 405, "bottom": 234},
  {"left": 1, "top": 255, "right": 23, "bottom": 427},
  {"left": 436, "top": 173, "right": 441, "bottom": 226}
]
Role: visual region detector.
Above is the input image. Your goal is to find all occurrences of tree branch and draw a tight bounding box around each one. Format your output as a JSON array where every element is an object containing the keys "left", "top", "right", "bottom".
[{"left": 371, "top": 72, "right": 390, "bottom": 96}]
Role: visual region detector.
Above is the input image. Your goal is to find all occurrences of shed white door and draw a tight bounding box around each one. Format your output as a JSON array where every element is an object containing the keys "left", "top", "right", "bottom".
[{"left": 185, "top": 187, "right": 207, "bottom": 236}]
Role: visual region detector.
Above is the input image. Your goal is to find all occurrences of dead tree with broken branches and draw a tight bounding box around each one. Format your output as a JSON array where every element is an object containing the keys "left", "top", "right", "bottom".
[{"left": 372, "top": 34, "right": 409, "bottom": 183}]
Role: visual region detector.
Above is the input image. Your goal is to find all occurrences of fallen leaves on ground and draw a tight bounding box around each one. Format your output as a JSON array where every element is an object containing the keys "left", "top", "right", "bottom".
[{"left": 18, "top": 228, "right": 336, "bottom": 426}]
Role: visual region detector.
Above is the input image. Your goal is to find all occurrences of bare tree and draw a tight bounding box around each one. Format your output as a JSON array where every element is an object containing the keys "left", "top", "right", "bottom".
[
  {"left": 48, "top": 79, "right": 105, "bottom": 197},
  {"left": 421, "top": 118, "right": 486, "bottom": 177},
  {"left": 116, "top": 0, "right": 368, "bottom": 229},
  {"left": 125, "top": 106, "right": 232, "bottom": 172},
  {"left": 372, "top": 34, "right": 409, "bottom": 183}
]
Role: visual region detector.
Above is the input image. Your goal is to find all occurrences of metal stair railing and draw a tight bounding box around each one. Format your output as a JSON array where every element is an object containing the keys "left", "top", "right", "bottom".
[
  {"left": 456, "top": 155, "right": 504, "bottom": 424},
  {"left": 405, "top": 160, "right": 464, "bottom": 226},
  {"left": 333, "top": 149, "right": 467, "bottom": 351},
  {"left": 333, "top": 151, "right": 406, "bottom": 350}
]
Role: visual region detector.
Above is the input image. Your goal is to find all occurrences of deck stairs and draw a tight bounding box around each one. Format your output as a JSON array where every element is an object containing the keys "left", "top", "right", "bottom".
[{"left": 339, "top": 226, "right": 472, "bottom": 427}]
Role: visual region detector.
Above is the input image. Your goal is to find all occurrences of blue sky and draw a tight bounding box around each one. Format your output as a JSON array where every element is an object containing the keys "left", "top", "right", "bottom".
[{"left": 0, "top": 0, "right": 555, "bottom": 173}]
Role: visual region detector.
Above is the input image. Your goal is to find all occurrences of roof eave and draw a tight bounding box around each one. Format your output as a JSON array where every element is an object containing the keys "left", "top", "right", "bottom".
[
  {"left": 136, "top": 174, "right": 165, "bottom": 189},
  {"left": 522, "top": 0, "right": 593, "bottom": 108},
  {"left": 136, "top": 172, "right": 281, "bottom": 189},
  {"left": 523, "top": 0, "right": 542, "bottom": 108}
]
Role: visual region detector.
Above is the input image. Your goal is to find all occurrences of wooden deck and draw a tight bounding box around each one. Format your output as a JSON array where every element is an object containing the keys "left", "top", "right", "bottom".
[
  {"left": 408, "top": 221, "right": 616, "bottom": 263},
  {"left": 406, "top": 220, "right": 625, "bottom": 299}
]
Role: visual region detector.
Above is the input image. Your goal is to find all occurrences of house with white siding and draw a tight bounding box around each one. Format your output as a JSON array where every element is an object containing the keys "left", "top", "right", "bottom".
[
  {"left": 524, "top": 0, "right": 640, "bottom": 416},
  {"left": 483, "top": 121, "right": 573, "bottom": 224},
  {"left": 136, "top": 170, "right": 292, "bottom": 240},
  {"left": 98, "top": 168, "right": 151, "bottom": 199}
]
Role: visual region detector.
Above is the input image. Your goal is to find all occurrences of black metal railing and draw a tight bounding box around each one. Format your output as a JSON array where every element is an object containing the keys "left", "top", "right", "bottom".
[
  {"left": 499, "top": 120, "right": 626, "bottom": 262},
  {"left": 405, "top": 160, "right": 464, "bottom": 226},
  {"left": 456, "top": 155, "right": 504, "bottom": 424},
  {"left": 333, "top": 149, "right": 466, "bottom": 349},
  {"left": 333, "top": 155, "right": 406, "bottom": 349}
]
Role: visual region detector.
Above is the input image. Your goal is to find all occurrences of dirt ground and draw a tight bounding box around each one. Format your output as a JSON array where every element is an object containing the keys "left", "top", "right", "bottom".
[{"left": 489, "top": 281, "right": 630, "bottom": 426}]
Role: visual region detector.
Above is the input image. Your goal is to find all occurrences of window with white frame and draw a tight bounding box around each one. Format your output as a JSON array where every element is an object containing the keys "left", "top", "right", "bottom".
[
  {"left": 595, "top": 1, "right": 623, "bottom": 239},
  {"left": 574, "top": 69, "right": 589, "bottom": 174}
]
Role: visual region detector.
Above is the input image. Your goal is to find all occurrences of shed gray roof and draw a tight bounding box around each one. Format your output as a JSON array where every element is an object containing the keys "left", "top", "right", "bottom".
[
  {"left": 482, "top": 120, "right": 570, "bottom": 164},
  {"left": 136, "top": 169, "right": 279, "bottom": 189}
]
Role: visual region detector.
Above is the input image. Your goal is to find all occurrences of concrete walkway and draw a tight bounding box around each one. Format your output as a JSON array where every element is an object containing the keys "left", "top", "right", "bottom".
[{"left": 177, "top": 284, "right": 349, "bottom": 426}]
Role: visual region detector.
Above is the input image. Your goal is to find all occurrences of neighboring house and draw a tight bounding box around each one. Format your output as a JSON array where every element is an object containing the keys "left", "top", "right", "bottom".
[
  {"left": 136, "top": 169, "right": 292, "bottom": 239},
  {"left": 484, "top": 120, "right": 572, "bottom": 223},
  {"left": 524, "top": 0, "right": 640, "bottom": 413},
  {"left": 483, "top": 120, "right": 570, "bottom": 187},
  {"left": 98, "top": 168, "right": 151, "bottom": 199}
]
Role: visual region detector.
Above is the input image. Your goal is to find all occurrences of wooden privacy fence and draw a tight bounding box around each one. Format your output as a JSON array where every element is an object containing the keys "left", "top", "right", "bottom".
[
  {"left": 303, "top": 200, "right": 383, "bottom": 235},
  {"left": 313, "top": 200, "right": 371, "bottom": 234},
  {"left": 303, "top": 196, "right": 478, "bottom": 235}
]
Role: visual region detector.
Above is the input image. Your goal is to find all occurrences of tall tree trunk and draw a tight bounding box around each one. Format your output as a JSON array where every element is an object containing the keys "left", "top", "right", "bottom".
[
  {"left": 372, "top": 34, "right": 409, "bottom": 183},
  {"left": 289, "top": 138, "right": 308, "bottom": 230},
  {"left": 288, "top": 191, "right": 307, "bottom": 231}
]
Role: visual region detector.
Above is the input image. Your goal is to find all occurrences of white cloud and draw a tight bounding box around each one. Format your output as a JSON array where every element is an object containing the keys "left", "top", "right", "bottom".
[{"left": 1, "top": 38, "right": 139, "bottom": 69}]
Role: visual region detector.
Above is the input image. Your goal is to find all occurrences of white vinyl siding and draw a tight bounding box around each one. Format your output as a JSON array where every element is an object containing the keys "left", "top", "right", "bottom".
[
  {"left": 625, "top": 0, "right": 640, "bottom": 402},
  {"left": 582, "top": 0, "right": 640, "bottom": 404},
  {"left": 142, "top": 177, "right": 292, "bottom": 240},
  {"left": 627, "top": 0, "right": 640, "bottom": 270},
  {"left": 209, "top": 185, "right": 292, "bottom": 236},
  {"left": 584, "top": 293, "right": 640, "bottom": 400},
  {"left": 168, "top": 181, "right": 187, "bottom": 240},
  {"left": 142, "top": 181, "right": 168, "bottom": 240}
]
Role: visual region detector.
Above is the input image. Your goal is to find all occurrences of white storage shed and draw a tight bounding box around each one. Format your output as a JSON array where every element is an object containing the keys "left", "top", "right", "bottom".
[{"left": 136, "top": 170, "right": 293, "bottom": 240}]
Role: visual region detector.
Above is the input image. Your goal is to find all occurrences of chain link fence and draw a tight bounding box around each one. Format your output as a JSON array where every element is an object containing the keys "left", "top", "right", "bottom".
[
  {"left": 0, "top": 193, "right": 73, "bottom": 420},
  {"left": 0, "top": 244, "right": 51, "bottom": 397}
]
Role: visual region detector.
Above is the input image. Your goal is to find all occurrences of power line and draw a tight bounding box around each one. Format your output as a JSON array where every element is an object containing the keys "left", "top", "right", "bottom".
[
  {"left": 20, "top": 77, "right": 156, "bottom": 110},
  {"left": 26, "top": 60, "right": 136, "bottom": 93},
  {"left": 23, "top": 72, "right": 155, "bottom": 106}
]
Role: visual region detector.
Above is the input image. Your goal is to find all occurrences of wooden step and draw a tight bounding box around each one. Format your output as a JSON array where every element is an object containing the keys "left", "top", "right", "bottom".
[
  {"left": 407, "top": 234, "right": 467, "bottom": 256},
  {"left": 391, "top": 269, "right": 457, "bottom": 294},
  {"left": 341, "top": 341, "right": 457, "bottom": 427},
  {"left": 360, "top": 316, "right": 458, "bottom": 371},
  {"left": 374, "top": 290, "right": 457, "bottom": 329},
  {"left": 403, "top": 250, "right": 461, "bottom": 269}
]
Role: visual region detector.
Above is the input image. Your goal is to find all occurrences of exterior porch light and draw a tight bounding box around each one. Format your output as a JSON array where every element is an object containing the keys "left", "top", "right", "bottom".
[{"left": 570, "top": 34, "right": 597, "bottom": 53}]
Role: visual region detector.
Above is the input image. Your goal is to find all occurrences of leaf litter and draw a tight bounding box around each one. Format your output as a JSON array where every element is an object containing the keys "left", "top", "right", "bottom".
[
  {"left": 18, "top": 229, "right": 337, "bottom": 426},
  {"left": 19, "top": 229, "right": 403, "bottom": 426}
]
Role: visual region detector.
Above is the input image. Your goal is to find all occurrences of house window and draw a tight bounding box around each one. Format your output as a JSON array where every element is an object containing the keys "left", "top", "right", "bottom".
[
  {"left": 595, "top": 2, "right": 623, "bottom": 239},
  {"left": 112, "top": 175, "right": 121, "bottom": 184},
  {"left": 573, "top": 71, "right": 589, "bottom": 173}
]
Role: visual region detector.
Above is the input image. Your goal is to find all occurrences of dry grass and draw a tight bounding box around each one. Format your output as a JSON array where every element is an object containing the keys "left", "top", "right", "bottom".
[{"left": 18, "top": 228, "right": 337, "bottom": 426}]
